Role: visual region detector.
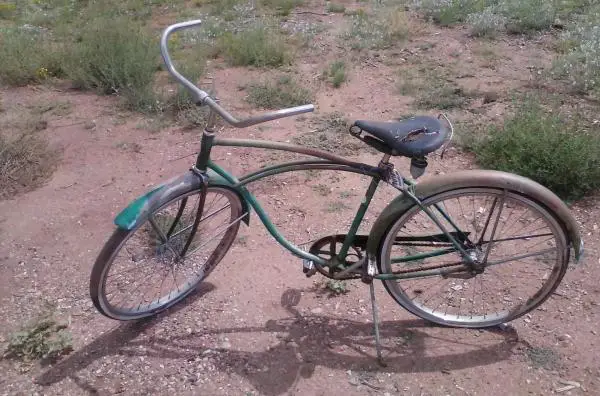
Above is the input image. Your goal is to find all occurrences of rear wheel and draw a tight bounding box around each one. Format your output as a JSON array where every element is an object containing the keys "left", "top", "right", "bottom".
[
  {"left": 90, "top": 186, "right": 243, "bottom": 320},
  {"left": 378, "top": 187, "right": 569, "bottom": 328}
]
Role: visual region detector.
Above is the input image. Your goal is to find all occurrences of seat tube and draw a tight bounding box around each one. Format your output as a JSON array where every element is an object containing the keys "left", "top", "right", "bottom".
[
  {"left": 337, "top": 176, "right": 380, "bottom": 261},
  {"left": 337, "top": 154, "right": 388, "bottom": 262}
]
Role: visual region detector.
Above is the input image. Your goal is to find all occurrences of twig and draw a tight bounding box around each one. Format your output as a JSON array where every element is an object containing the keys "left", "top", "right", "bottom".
[
  {"left": 360, "top": 380, "right": 382, "bottom": 391},
  {"left": 552, "top": 291, "right": 568, "bottom": 298},
  {"left": 293, "top": 11, "right": 328, "bottom": 16},
  {"left": 51, "top": 121, "right": 87, "bottom": 128},
  {"left": 169, "top": 152, "right": 199, "bottom": 162}
]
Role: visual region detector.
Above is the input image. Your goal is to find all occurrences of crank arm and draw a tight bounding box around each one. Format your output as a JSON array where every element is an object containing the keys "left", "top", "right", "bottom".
[{"left": 333, "top": 257, "right": 367, "bottom": 279}]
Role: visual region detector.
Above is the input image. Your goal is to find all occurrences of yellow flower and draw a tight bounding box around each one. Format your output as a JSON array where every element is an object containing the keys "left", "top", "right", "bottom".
[{"left": 36, "top": 67, "right": 49, "bottom": 79}]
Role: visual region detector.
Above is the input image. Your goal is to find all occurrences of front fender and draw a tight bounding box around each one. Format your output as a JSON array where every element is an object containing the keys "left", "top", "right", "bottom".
[
  {"left": 366, "top": 170, "right": 583, "bottom": 264},
  {"left": 114, "top": 170, "right": 249, "bottom": 231}
]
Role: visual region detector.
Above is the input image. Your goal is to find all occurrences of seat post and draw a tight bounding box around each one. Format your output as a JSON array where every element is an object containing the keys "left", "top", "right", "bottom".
[{"left": 379, "top": 154, "right": 391, "bottom": 166}]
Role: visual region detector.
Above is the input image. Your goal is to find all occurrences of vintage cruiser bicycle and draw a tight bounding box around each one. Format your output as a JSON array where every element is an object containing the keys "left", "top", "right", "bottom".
[{"left": 90, "top": 20, "right": 584, "bottom": 359}]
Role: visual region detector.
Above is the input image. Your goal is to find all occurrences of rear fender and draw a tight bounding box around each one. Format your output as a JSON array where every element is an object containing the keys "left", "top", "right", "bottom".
[
  {"left": 366, "top": 170, "right": 583, "bottom": 263},
  {"left": 114, "top": 170, "right": 249, "bottom": 231}
]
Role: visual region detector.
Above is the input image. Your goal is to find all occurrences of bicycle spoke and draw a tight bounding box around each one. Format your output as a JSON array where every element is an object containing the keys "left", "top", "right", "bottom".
[
  {"left": 485, "top": 247, "right": 557, "bottom": 267},
  {"left": 481, "top": 192, "right": 506, "bottom": 264},
  {"left": 477, "top": 196, "right": 498, "bottom": 245}
]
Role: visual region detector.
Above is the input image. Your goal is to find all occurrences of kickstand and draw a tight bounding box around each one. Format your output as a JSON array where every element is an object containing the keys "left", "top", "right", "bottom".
[{"left": 369, "top": 281, "right": 387, "bottom": 367}]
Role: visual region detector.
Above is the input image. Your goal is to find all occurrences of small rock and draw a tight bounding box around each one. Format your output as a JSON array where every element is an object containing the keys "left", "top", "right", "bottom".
[
  {"left": 220, "top": 341, "right": 232, "bottom": 349},
  {"left": 482, "top": 92, "right": 499, "bottom": 104},
  {"left": 311, "top": 307, "right": 324, "bottom": 314},
  {"left": 557, "top": 334, "right": 572, "bottom": 342},
  {"left": 286, "top": 341, "right": 299, "bottom": 348}
]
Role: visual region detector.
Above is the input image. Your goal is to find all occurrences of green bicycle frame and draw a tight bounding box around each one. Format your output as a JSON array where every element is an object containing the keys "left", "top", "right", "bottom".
[{"left": 190, "top": 133, "right": 471, "bottom": 277}]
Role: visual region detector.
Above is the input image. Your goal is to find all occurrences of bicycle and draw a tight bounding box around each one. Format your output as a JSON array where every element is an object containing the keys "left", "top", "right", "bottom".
[{"left": 90, "top": 20, "right": 584, "bottom": 362}]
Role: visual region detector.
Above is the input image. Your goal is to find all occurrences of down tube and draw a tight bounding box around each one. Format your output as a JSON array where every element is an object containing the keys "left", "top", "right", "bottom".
[{"left": 207, "top": 160, "right": 328, "bottom": 265}]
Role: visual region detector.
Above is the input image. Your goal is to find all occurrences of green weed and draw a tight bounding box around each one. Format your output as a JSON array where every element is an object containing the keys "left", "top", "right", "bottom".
[
  {"left": 526, "top": 346, "right": 560, "bottom": 369},
  {"left": 0, "top": 2, "right": 16, "bottom": 19},
  {"left": 3, "top": 310, "right": 72, "bottom": 362},
  {"left": 325, "top": 280, "right": 349, "bottom": 295},
  {"left": 261, "top": 0, "right": 303, "bottom": 16},
  {"left": 327, "top": 3, "right": 346, "bottom": 13},
  {"left": 324, "top": 61, "right": 347, "bottom": 88}
]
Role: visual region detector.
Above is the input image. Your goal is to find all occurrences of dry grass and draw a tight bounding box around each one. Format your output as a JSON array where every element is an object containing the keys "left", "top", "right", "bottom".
[
  {"left": 293, "top": 112, "right": 372, "bottom": 155},
  {"left": 0, "top": 107, "right": 59, "bottom": 200}
]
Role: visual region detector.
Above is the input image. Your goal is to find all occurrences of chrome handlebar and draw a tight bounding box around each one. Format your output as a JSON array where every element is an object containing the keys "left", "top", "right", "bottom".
[{"left": 160, "top": 20, "right": 315, "bottom": 128}]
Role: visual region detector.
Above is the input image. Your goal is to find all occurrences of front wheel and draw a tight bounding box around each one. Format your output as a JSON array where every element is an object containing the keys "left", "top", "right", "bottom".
[
  {"left": 90, "top": 186, "right": 243, "bottom": 320},
  {"left": 378, "top": 187, "right": 569, "bottom": 328}
]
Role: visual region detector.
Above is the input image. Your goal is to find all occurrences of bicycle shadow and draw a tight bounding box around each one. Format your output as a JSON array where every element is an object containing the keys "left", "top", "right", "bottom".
[{"left": 37, "top": 287, "right": 520, "bottom": 396}]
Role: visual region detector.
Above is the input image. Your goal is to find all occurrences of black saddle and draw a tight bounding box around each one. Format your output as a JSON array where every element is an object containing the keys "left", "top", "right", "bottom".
[{"left": 351, "top": 116, "right": 449, "bottom": 157}]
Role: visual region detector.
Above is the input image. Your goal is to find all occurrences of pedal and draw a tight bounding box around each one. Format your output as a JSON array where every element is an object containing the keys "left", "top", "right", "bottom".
[{"left": 302, "top": 259, "right": 318, "bottom": 277}]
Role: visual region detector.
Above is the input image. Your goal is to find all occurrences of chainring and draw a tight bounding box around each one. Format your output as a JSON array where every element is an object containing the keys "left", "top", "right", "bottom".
[{"left": 308, "top": 234, "right": 368, "bottom": 279}]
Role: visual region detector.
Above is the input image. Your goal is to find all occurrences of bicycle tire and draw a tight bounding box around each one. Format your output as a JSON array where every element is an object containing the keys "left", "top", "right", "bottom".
[
  {"left": 90, "top": 186, "right": 243, "bottom": 320},
  {"left": 378, "top": 187, "right": 569, "bottom": 328}
]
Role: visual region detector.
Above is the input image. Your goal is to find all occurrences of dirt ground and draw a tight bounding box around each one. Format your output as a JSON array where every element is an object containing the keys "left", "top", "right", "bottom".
[{"left": 1, "top": 3, "right": 600, "bottom": 396}]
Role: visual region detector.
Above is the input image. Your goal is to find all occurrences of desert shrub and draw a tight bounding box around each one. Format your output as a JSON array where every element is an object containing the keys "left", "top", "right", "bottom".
[
  {"left": 554, "top": 11, "right": 600, "bottom": 95},
  {"left": 0, "top": 27, "right": 66, "bottom": 86},
  {"left": 467, "top": 6, "right": 507, "bottom": 37},
  {"left": 67, "top": 16, "right": 159, "bottom": 112},
  {"left": 327, "top": 2, "right": 345, "bottom": 13},
  {"left": 218, "top": 24, "right": 289, "bottom": 67},
  {"left": 499, "top": 0, "right": 556, "bottom": 33},
  {"left": 414, "top": 0, "right": 557, "bottom": 33},
  {"left": 471, "top": 100, "right": 600, "bottom": 200},
  {"left": 344, "top": 8, "right": 411, "bottom": 50},
  {"left": 413, "top": 0, "right": 490, "bottom": 26}
]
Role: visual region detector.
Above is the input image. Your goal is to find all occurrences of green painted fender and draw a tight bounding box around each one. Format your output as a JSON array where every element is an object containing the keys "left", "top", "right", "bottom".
[
  {"left": 114, "top": 169, "right": 249, "bottom": 231},
  {"left": 366, "top": 170, "right": 584, "bottom": 264}
]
